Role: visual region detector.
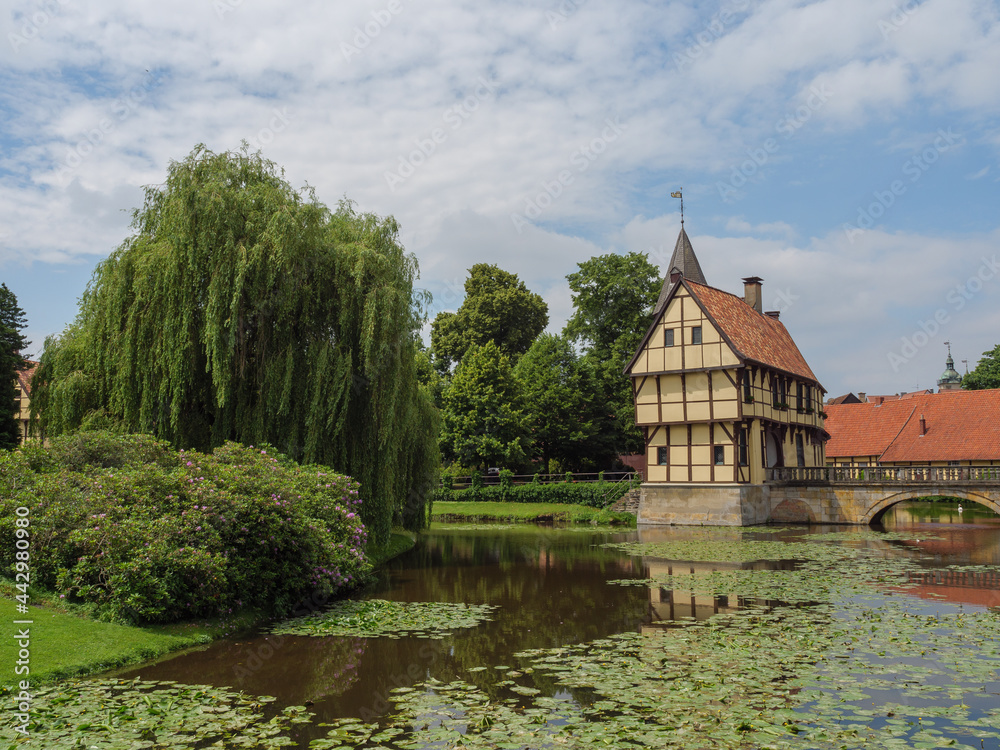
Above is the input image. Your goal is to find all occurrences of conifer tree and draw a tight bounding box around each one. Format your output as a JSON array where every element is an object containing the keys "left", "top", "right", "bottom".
[{"left": 0, "top": 283, "right": 29, "bottom": 449}]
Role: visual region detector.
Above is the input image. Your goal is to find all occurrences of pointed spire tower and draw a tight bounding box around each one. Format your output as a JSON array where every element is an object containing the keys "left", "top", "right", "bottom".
[{"left": 655, "top": 190, "right": 707, "bottom": 314}]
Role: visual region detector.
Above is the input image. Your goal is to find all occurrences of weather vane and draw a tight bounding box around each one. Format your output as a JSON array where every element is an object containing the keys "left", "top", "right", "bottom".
[{"left": 671, "top": 188, "right": 684, "bottom": 225}]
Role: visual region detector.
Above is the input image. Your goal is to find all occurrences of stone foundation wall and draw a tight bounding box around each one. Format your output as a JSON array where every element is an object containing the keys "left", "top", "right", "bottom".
[
  {"left": 637, "top": 483, "right": 770, "bottom": 526},
  {"left": 638, "top": 482, "right": 1000, "bottom": 527}
]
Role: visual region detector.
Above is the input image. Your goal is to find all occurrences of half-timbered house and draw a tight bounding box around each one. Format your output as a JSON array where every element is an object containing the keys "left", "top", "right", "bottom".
[{"left": 625, "top": 228, "right": 827, "bottom": 524}]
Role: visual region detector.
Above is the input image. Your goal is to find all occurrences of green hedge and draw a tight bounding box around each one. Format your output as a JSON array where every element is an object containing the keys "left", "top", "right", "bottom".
[
  {"left": 430, "top": 478, "right": 640, "bottom": 508},
  {"left": 0, "top": 431, "right": 370, "bottom": 624}
]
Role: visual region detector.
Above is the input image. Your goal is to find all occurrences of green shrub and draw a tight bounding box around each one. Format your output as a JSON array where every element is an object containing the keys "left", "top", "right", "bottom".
[
  {"left": 430, "top": 477, "right": 639, "bottom": 509},
  {"left": 471, "top": 471, "right": 483, "bottom": 489},
  {"left": 0, "top": 432, "right": 369, "bottom": 624}
]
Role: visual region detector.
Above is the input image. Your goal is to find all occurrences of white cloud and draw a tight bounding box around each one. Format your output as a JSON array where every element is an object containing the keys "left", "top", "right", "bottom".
[{"left": 1, "top": 0, "right": 999, "bottom": 400}]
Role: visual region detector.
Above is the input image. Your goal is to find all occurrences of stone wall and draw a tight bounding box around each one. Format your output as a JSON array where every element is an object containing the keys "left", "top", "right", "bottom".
[{"left": 638, "top": 482, "right": 1000, "bottom": 526}]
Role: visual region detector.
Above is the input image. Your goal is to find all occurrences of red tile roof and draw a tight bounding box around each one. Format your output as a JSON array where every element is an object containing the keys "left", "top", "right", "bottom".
[
  {"left": 866, "top": 390, "right": 933, "bottom": 405},
  {"left": 825, "top": 389, "right": 1000, "bottom": 461},
  {"left": 15, "top": 360, "right": 38, "bottom": 396},
  {"left": 685, "top": 280, "right": 820, "bottom": 384}
]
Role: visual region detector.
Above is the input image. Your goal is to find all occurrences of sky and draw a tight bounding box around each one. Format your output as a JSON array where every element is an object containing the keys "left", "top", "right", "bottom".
[{"left": 2, "top": 0, "right": 999, "bottom": 398}]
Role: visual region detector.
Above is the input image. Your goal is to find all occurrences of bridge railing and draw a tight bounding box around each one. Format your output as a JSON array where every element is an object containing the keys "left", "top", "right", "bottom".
[{"left": 767, "top": 465, "right": 1000, "bottom": 484}]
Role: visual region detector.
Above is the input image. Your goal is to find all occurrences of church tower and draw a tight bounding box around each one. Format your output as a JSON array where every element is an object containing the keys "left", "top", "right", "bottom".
[{"left": 937, "top": 342, "right": 963, "bottom": 391}]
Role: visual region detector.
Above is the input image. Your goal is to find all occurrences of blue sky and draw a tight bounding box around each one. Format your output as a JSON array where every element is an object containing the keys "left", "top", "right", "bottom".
[{"left": 2, "top": 0, "right": 999, "bottom": 397}]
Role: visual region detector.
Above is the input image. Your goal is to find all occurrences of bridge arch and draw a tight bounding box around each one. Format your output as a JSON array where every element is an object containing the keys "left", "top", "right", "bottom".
[{"left": 862, "top": 489, "right": 1000, "bottom": 526}]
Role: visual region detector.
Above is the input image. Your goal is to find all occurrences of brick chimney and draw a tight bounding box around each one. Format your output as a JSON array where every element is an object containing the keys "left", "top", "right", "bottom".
[
  {"left": 858, "top": 392, "right": 866, "bottom": 402},
  {"left": 742, "top": 277, "right": 763, "bottom": 313}
]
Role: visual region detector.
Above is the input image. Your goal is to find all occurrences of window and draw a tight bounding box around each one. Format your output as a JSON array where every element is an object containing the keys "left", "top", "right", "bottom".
[
  {"left": 691, "top": 326, "right": 702, "bottom": 345},
  {"left": 948, "top": 461, "right": 960, "bottom": 467},
  {"left": 714, "top": 446, "right": 725, "bottom": 465},
  {"left": 795, "top": 434, "right": 805, "bottom": 467},
  {"left": 771, "top": 376, "right": 780, "bottom": 406},
  {"left": 657, "top": 447, "right": 669, "bottom": 465},
  {"left": 742, "top": 372, "right": 753, "bottom": 403},
  {"left": 737, "top": 428, "right": 748, "bottom": 466},
  {"left": 664, "top": 328, "right": 674, "bottom": 347},
  {"left": 796, "top": 383, "right": 804, "bottom": 411}
]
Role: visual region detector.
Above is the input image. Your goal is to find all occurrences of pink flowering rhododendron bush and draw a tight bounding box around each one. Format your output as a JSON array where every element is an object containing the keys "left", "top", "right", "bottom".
[{"left": 0, "top": 431, "right": 369, "bottom": 623}]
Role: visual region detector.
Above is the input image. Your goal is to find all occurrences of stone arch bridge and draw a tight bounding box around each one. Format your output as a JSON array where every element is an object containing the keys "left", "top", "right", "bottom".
[
  {"left": 766, "top": 465, "right": 1000, "bottom": 525},
  {"left": 636, "top": 466, "right": 1000, "bottom": 527}
]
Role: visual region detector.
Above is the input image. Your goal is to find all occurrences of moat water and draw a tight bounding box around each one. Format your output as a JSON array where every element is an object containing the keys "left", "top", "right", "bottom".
[{"left": 111, "top": 500, "right": 1000, "bottom": 748}]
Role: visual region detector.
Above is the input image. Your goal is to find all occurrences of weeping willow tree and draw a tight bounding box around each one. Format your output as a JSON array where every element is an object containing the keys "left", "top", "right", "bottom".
[{"left": 32, "top": 144, "right": 439, "bottom": 544}]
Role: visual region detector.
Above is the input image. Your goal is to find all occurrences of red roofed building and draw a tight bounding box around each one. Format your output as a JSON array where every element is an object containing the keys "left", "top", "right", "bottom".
[
  {"left": 625, "top": 227, "right": 827, "bottom": 487},
  {"left": 13, "top": 360, "right": 39, "bottom": 442},
  {"left": 825, "top": 389, "right": 1000, "bottom": 467}
]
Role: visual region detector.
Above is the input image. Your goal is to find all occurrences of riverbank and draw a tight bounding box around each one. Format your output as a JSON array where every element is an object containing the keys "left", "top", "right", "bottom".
[
  {"left": 431, "top": 500, "right": 636, "bottom": 525},
  {"left": 1, "top": 531, "right": 417, "bottom": 689}
]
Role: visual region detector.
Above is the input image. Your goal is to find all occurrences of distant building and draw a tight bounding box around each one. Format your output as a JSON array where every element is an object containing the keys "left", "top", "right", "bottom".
[
  {"left": 937, "top": 343, "right": 963, "bottom": 391},
  {"left": 825, "top": 389, "right": 1000, "bottom": 467},
  {"left": 827, "top": 393, "right": 863, "bottom": 405},
  {"left": 13, "top": 360, "right": 38, "bottom": 442},
  {"left": 625, "top": 227, "right": 827, "bottom": 486}
]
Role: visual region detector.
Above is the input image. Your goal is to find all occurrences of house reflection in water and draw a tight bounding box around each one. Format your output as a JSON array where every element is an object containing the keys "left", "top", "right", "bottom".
[{"left": 640, "top": 558, "right": 802, "bottom": 634}]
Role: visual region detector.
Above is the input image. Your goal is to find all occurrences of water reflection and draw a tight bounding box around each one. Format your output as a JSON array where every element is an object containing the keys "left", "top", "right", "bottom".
[
  {"left": 107, "top": 509, "right": 1000, "bottom": 748},
  {"left": 114, "top": 525, "right": 651, "bottom": 745}
]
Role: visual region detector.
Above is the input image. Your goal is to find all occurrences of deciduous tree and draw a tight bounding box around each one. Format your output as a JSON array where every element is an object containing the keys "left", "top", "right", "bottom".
[
  {"left": 440, "top": 341, "right": 529, "bottom": 470},
  {"left": 31, "top": 145, "right": 437, "bottom": 543},
  {"left": 514, "top": 333, "right": 615, "bottom": 470},
  {"left": 563, "top": 253, "right": 662, "bottom": 457},
  {"left": 963, "top": 345, "right": 1000, "bottom": 390},
  {"left": 431, "top": 264, "right": 547, "bottom": 372}
]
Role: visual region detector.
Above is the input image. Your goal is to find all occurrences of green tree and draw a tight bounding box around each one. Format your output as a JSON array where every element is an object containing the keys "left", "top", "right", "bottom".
[
  {"left": 431, "top": 264, "right": 548, "bottom": 371},
  {"left": 564, "top": 252, "right": 661, "bottom": 352},
  {"left": 563, "top": 253, "right": 662, "bottom": 457},
  {"left": 31, "top": 145, "right": 437, "bottom": 544},
  {"left": 963, "top": 345, "right": 1000, "bottom": 390},
  {"left": 440, "top": 341, "right": 530, "bottom": 470},
  {"left": 514, "top": 333, "right": 615, "bottom": 470},
  {"left": 0, "top": 283, "right": 30, "bottom": 449}
]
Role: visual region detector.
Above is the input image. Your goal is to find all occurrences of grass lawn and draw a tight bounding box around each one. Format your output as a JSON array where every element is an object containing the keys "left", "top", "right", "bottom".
[
  {"left": 431, "top": 501, "right": 635, "bottom": 525},
  {"left": 1, "top": 596, "right": 213, "bottom": 688}
]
